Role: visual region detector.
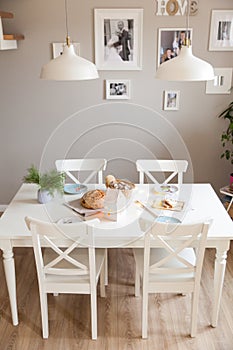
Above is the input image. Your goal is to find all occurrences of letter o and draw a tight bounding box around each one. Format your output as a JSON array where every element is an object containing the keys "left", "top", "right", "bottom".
[{"left": 166, "top": 0, "right": 179, "bottom": 16}]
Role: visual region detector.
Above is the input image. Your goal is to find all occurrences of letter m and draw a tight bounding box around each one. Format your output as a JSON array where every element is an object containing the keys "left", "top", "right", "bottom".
[{"left": 177, "top": 0, "right": 188, "bottom": 16}]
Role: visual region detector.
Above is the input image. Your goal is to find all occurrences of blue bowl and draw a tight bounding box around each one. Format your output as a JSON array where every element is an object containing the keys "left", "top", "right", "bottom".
[
  {"left": 64, "top": 184, "right": 87, "bottom": 195},
  {"left": 155, "top": 216, "right": 181, "bottom": 223}
]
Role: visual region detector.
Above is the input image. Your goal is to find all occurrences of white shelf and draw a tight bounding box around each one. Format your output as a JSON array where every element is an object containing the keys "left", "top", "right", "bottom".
[
  {"left": 0, "top": 11, "right": 24, "bottom": 50},
  {"left": 0, "top": 39, "right": 17, "bottom": 50}
]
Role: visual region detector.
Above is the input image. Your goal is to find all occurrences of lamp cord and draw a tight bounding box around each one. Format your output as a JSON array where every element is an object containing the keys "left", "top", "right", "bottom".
[
  {"left": 185, "top": 0, "right": 190, "bottom": 46},
  {"left": 65, "top": 0, "right": 70, "bottom": 46}
]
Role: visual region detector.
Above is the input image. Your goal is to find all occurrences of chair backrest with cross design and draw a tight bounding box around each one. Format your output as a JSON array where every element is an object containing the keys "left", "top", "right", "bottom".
[
  {"left": 136, "top": 159, "right": 188, "bottom": 186},
  {"left": 55, "top": 158, "right": 107, "bottom": 184}
]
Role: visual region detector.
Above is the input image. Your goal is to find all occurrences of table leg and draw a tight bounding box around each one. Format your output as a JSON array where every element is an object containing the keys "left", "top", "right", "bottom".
[
  {"left": 212, "top": 243, "right": 229, "bottom": 327},
  {"left": 2, "top": 244, "right": 18, "bottom": 326},
  {"left": 226, "top": 197, "right": 233, "bottom": 212}
]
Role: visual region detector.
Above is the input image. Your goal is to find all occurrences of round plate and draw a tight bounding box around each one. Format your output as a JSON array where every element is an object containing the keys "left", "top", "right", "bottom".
[
  {"left": 160, "top": 185, "right": 178, "bottom": 193},
  {"left": 155, "top": 216, "right": 181, "bottom": 223},
  {"left": 64, "top": 184, "right": 87, "bottom": 195},
  {"left": 57, "top": 216, "right": 83, "bottom": 224}
]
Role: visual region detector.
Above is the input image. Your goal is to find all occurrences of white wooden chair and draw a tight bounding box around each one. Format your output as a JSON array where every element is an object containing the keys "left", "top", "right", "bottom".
[
  {"left": 55, "top": 159, "right": 107, "bottom": 185},
  {"left": 56, "top": 158, "right": 108, "bottom": 285},
  {"left": 25, "top": 216, "right": 106, "bottom": 340},
  {"left": 136, "top": 159, "right": 188, "bottom": 186},
  {"left": 133, "top": 220, "right": 209, "bottom": 338}
]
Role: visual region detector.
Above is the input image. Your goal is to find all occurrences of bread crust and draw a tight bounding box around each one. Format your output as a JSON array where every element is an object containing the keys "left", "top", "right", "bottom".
[{"left": 81, "top": 189, "right": 105, "bottom": 209}]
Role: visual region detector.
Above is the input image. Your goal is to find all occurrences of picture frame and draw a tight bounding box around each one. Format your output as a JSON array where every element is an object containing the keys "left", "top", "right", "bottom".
[
  {"left": 52, "top": 42, "right": 80, "bottom": 58},
  {"left": 157, "top": 28, "right": 192, "bottom": 67},
  {"left": 206, "top": 68, "right": 233, "bottom": 94},
  {"left": 106, "top": 80, "right": 131, "bottom": 99},
  {"left": 94, "top": 8, "right": 143, "bottom": 70},
  {"left": 209, "top": 10, "right": 233, "bottom": 51},
  {"left": 164, "top": 91, "right": 180, "bottom": 111}
]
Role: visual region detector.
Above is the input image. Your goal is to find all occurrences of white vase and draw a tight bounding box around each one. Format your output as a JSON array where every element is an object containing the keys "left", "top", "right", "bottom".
[{"left": 37, "top": 189, "right": 52, "bottom": 204}]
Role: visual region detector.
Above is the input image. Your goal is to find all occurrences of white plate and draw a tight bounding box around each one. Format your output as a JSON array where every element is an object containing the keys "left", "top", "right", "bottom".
[
  {"left": 160, "top": 185, "right": 178, "bottom": 193},
  {"left": 57, "top": 216, "right": 83, "bottom": 224},
  {"left": 65, "top": 199, "right": 102, "bottom": 216}
]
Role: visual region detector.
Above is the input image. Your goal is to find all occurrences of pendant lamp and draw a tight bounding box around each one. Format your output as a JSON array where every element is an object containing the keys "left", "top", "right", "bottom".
[
  {"left": 155, "top": 1, "right": 214, "bottom": 82},
  {"left": 40, "top": 0, "right": 99, "bottom": 81}
]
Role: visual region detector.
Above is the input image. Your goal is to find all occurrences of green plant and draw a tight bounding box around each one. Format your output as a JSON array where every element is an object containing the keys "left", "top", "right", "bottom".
[
  {"left": 23, "top": 164, "right": 40, "bottom": 184},
  {"left": 23, "top": 165, "right": 65, "bottom": 196},
  {"left": 218, "top": 101, "right": 233, "bottom": 164}
]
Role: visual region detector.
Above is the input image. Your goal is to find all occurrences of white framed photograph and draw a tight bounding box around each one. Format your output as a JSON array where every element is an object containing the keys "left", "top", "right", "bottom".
[
  {"left": 52, "top": 42, "right": 80, "bottom": 58},
  {"left": 164, "top": 91, "right": 180, "bottom": 111},
  {"left": 158, "top": 28, "right": 192, "bottom": 67},
  {"left": 106, "top": 80, "right": 130, "bottom": 99},
  {"left": 94, "top": 8, "right": 143, "bottom": 70},
  {"left": 206, "top": 68, "right": 233, "bottom": 94},
  {"left": 209, "top": 10, "right": 233, "bottom": 51}
]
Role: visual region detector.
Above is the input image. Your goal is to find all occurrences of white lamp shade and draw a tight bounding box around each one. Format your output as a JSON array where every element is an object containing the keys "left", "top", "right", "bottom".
[
  {"left": 40, "top": 44, "right": 99, "bottom": 81},
  {"left": 155, "top": 46, "right": 215, "bottom": 81}
]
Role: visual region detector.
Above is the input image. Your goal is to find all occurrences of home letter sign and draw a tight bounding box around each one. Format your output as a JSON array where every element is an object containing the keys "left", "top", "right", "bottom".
[{"left": 156, "top": 0, "right": 198, "bottom": 16}]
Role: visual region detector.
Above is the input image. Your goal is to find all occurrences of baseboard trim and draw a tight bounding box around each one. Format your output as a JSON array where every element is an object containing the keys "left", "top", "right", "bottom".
[{"left": 0, "top": 205, "right": 8, "bottom": 212}]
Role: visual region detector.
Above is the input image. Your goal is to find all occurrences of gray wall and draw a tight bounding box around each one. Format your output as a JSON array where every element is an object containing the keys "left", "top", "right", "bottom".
[{"left": 0, "top": 0, "right": 232, "bottom": 204}]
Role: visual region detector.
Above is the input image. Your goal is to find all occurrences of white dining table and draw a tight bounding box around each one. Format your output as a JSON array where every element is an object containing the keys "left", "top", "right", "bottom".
[{"left": 0, "top": 183, "right": 233, "bottom": 329}]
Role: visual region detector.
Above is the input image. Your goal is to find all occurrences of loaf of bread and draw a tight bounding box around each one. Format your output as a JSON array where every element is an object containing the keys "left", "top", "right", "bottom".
[
  {"left": 105, "top": 175, "right": 135, "bottom": 190},
  {"left": 105, "top": 175, "right": 117, "bottom": 188},
  {"left": 80, "top": 189, "right": 105, "bottom": 209}
]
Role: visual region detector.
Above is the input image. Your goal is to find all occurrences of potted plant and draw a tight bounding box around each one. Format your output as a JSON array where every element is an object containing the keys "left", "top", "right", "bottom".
[
  {"left": 23, "top": 165, "right": 65, "bottom": 203},
  {"left": 218, "top": 101, "right": 233, "bottom": 165}
]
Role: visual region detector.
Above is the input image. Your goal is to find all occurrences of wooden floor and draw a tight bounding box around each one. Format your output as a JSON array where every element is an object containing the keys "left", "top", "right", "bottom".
[{"left": 0, "top": 244, "right": 233, "bottom": 350}]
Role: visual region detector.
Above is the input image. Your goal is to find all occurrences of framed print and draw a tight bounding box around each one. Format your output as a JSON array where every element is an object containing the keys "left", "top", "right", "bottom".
[
  {"left": 106, "top": 80, "right": 130, "bottom": 99},
  {"left": 94, "top": 9, "right": 143, "bottom": 70},
  {"left": 52, "top": 42, "right": 80, "bottom": 58},
  {"left": 164, "top": 91, "right": 180, "bottom": 111},
  {"left": 209, "top": 10, "right": 233, "bottom": 51},
  {"left": 157, "top": 28, "right": 192, "bottom": 67},
  {"left": 206, "top": 68, "right": 232, "bottom": 94}
]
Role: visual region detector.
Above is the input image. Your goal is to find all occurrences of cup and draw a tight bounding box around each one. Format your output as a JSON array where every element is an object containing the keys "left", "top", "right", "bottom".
[{"left": 103, "top": 188, "right": 118, "bottom": 221}]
